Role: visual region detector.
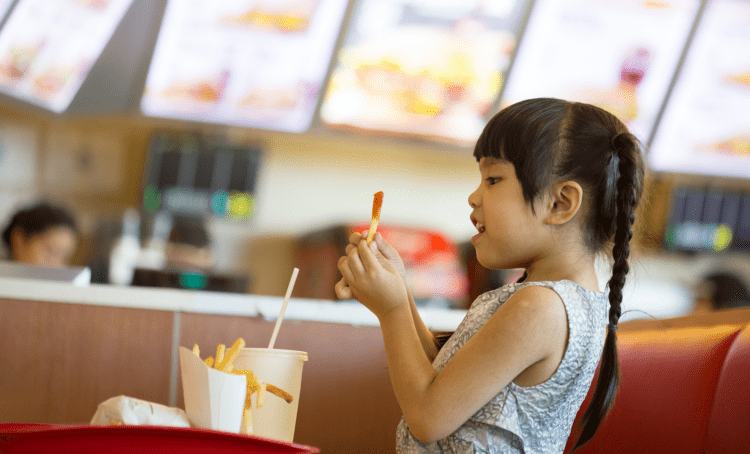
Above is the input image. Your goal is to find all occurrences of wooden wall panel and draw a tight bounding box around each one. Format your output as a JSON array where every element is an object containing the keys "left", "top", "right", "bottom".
[
  {"left": 0, "top": 298, "right": 173, "bottom": 424},
  {"left": 179, "top": 313, "right": 403, "bottom": 454}
]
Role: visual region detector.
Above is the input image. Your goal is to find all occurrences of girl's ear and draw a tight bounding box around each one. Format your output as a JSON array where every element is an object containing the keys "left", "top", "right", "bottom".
[{"left": 544, "top": 181, "right": 583, "bottom": 226}]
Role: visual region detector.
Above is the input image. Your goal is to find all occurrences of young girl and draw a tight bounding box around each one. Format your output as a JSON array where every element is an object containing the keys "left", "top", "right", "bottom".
[{"left": 335, "top": 98, "right": 645, "bottom": 453}]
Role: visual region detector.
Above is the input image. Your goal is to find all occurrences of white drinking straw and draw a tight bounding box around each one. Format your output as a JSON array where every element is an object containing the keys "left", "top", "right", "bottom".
[{"left": 267, "top": 267, "right": 300, "bottom": 349}]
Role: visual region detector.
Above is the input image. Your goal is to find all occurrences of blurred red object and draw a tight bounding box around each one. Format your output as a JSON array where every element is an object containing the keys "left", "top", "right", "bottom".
[{"left": 294, "top": 224, "right": 468, "bottom": 307}]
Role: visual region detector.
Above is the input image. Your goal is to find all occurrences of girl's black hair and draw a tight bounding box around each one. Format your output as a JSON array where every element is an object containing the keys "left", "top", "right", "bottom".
[
  {"left": 1, "top": 203, "right": 79, "bottom": 258},
  {"left": 471, "top": 98, "right": 645, "bottom": 450}
]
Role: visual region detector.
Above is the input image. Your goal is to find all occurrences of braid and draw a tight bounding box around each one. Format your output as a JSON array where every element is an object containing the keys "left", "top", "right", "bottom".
[
  {"left": 608, "top": 134, "right": 639, "bottom": 324},
  {"left": 571, "top": 132, "right": 642, "bottom": 451}
]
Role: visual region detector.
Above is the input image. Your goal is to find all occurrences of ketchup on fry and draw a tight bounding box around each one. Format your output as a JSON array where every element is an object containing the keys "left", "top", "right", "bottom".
[{"left": 372, "top": 191, "right": 384, "bottom": 220}]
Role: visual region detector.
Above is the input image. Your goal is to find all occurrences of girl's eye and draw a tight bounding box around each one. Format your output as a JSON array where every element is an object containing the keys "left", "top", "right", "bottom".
[{"left": 486, "top": 177, "right": 501, "bottom": 185}]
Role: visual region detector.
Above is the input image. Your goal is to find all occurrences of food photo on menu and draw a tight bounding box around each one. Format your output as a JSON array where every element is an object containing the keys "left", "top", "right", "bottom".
[
  {"left": 140, "top": 0, "right": 348, "bottom": 133},
  {"left": 648, "top": 0, "right": 750, "bottom": 179},
  {"left": 0, "top": 0, "right": 133, "bottom": 112},
  {"left": 499, "top": 0, "right": 701, "bottom": 144},
  {"left": 320, "top": 0, "right": 531, "bottom": 145}
]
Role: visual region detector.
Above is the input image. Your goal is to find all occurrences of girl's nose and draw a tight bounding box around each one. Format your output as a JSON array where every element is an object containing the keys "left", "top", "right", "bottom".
[{"left": 468, "top": 187, "right": 480, "bottom": 209}]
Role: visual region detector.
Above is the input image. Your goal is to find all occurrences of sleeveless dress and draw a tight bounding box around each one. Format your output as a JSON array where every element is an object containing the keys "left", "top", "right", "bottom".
[{"left": 396, "top": 280, "right": 609, "bottom": 454}]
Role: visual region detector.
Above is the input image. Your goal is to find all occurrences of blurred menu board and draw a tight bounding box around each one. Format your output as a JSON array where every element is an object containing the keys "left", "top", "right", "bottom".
[
  {"left": 140, "top": 0, "right": 348, "bottom": 133},
  {"left": 320, "top": 0, "right": 531, "bottom": 145},
  {"left": 0, "top": 0, "right": 134, "bottom": 113},
  {"left": 501, "top": 0, "right": 701, "bottom": 144},
  {"left": 649, "top": 0, "right": 750, "bottom": 180},
  {"left": 0, "top": 0, "right": 13, "bottom": 21}
]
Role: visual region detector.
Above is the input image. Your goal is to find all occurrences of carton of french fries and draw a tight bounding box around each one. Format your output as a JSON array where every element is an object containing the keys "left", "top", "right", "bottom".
[
  {"left": 178, "top": 339, "right": 248, "bottom": 433},
  {"left": 180, "top": 339, "right": 307, "bottom": 441}
]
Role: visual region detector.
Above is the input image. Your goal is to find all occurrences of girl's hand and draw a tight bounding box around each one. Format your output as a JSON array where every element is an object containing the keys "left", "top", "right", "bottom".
[
  {"left": 335, "top": 231, "right": 407, "bottom": 299},
  {"left": 335, "top": 238, "right": 408, "bottom": 320}
]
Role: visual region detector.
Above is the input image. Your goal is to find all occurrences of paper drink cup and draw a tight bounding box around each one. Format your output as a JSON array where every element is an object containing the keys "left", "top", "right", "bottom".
[{"left": 233, "top": 348, "right": 308, "bottom": 443}]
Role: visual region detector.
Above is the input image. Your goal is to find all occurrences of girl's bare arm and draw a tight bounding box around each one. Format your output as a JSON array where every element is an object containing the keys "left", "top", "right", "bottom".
[
  {"left": 338, "top": 241, "right": 567, "bottom": 443},
  {"left": 341, "top": 231, "right": 439, "bottom": 361}
]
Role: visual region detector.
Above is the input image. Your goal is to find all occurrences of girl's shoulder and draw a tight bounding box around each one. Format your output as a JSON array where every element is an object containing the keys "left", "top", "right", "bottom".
[
  {"left": 475, "top": 279, "right": 607, "bottom": 321},
  {"left": 508, "top": 279, "right": 606, "bottom": 301}
]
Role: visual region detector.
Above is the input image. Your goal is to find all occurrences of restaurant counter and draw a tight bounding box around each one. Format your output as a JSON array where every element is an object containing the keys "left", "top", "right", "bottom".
[{"left": 0, "top": 276, "right": 466, "bottom": 454}]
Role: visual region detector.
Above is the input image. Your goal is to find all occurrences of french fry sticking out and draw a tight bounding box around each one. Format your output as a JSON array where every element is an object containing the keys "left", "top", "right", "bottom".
[
  {"left": 242, "top": 407, "right": 253, "bottom": 435},
  {"left": 366, "top": 191, "right": 384, "bottom": 245},
  {"left": 267, "top": 384, "right": 294, "bottom": 403},
  {"left": 215, "top": 344, "right": 226, "bottom": 368},
  {"left": 192, "top": 344, "right": 200, "bottom": 357},
  {"left": 257, "top": 383, "right": 267, "bottom": 409},
  {"left": 204, "top": 356, "right": 214, "bottom": 368},
  {"left": 232, "top": 369, "right": 260, "bottom": 400},
  {"left": 217, "top": 338, "right": 245, "bottom": 371}
]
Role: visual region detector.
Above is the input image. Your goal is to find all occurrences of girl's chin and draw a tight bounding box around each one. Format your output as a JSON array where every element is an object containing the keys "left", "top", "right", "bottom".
[
  {"left": 471, "top": 231, "right": 482, "bottom": 245},
  {"left": 474, "top": 247, "right": 512, "bottom": 271}
]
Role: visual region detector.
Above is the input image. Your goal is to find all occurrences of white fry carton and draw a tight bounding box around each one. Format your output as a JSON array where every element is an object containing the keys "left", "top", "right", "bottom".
[{"left": 178, "top": 346, "right": 247, "bottom": 433}]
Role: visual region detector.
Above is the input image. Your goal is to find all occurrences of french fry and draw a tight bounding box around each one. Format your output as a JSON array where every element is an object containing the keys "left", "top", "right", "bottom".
[
  {"left": 257, "top": 383, "right": 267, "bottom": 409},
  {"left": 232, "top": 369, "right": 260, "bottom": 395},
  {"left": 204, "top": 357, "right": 214, "bottom": 368},
  {"left": 266, "top": 384, "right": 293, "bottom": 403},
  {"left": 217, "top": 338, "right": 245, "bottom": 371},
  {"left": 366, "top": 191, "right": 384, "bottom": 244},
  {"left": 215, "top": 344, "right": 226, "bottom": 368},
  {"left": 192, "top": 344, "right": 200, "bottom": 356},
  {"left": 231, "top": 369, "right": 253, "bottom": 410},
  {"left": 242, "top": 407, "right": 253, "bottom": 435}
]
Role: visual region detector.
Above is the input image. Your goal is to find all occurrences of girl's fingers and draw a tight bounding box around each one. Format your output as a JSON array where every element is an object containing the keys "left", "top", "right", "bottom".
[
  {"left": 374, "top": 233, "right": 397, "bottom": 260},
  {"left": 349, "top": 231, "right": 364, "bottom": 245},
  {"left": 347, "top": 245, "right": 366, "bottom": 276},
  {"left": 334, "top": 277, "right": 353, "bottom": 300},
  {"left": 338, "top": 255, "right": 357, "bottom": 285},
  {"left": 358, "top": 239, "right": 380, "bottom": 271}
]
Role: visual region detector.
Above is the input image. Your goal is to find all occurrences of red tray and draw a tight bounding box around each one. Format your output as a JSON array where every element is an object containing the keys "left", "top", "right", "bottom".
[{"left": 0, "top": 424, "right": 319, "bottom": 454}]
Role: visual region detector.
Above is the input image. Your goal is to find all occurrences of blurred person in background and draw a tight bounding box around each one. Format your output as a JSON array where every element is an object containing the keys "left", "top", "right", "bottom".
[
  {"left": 693, "top": 272, "right": 750, "bottom": 313},
  {"left": 164, "top": 215, "right": 213, "bottom": 272},
  {"left": 1, "top": 202, "right": 79, "bottom": 268}
]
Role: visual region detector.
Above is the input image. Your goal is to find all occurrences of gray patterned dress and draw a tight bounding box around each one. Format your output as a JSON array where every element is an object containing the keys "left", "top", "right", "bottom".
[{"left": 396, "top": 280, "right": 609, "bottom": 454}]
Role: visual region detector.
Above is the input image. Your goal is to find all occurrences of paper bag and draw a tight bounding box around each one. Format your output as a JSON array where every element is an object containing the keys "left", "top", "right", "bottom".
[{"left": 90, "top": 395, "right": 190, "bottom": 427}]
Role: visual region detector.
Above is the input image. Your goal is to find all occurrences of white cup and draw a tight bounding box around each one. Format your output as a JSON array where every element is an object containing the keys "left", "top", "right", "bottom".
[{"left": 233, "top": 348, "right": 308, "bottom": 442}]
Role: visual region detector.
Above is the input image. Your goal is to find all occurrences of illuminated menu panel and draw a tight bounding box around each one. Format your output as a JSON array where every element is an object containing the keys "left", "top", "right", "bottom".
[
  {"left": 649, "top": 0, "right": 750, "bottom": 180},
  {"left": 0, "top": 0, "right": 134, "bottom": 113},
  {"left": 320, "top": 0, "right": 531, "bottom": 145},
  {"left": 0, "top": 0, "right": 13, "bottom": 20},
  {"left": 501, "top": 0, "right": 701, "bottom": 144},
  {"left": 140, "top": 0, "right": 348, "bottom": 133}
]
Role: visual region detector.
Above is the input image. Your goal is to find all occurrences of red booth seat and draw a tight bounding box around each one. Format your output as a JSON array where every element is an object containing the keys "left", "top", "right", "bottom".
[{"left": 565, "top": 308, "right": 750, "bottom": 454}]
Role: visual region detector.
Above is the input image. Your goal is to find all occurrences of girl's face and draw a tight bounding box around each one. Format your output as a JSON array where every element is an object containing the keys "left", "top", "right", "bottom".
[
  {"left": 468, "top": 157, "right": 548, "bottom": 270},
  {"left": 12, "top": 226, "right": 78, "bottom": 268}
]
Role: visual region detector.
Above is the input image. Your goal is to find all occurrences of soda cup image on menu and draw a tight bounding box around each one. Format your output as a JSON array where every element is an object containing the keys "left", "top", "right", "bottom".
[{"left": 233, "top": 348, "right": 308, "bottom": 443}]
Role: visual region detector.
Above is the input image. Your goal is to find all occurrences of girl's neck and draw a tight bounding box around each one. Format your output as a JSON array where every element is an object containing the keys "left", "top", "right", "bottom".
[{"left": 523, "top": 249, "right": 600, "bottom": 293}]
